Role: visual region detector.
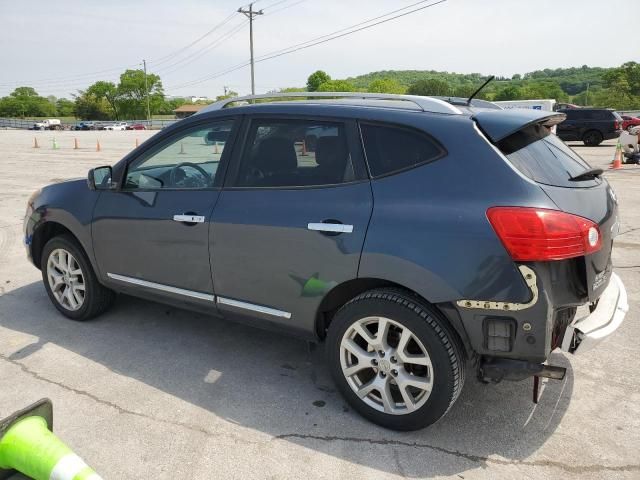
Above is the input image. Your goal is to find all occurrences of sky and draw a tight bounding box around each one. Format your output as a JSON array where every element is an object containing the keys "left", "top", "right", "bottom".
[{"left": 0, "top": 0, "right": 636, "bottom": 99}]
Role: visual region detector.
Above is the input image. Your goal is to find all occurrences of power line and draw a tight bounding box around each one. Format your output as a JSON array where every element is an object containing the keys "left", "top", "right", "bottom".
[
  {"left": 154, "top": 19, "right": 248, "bottom": 75},
  {"left": 148, "top": 12, "right": 238, "bottom": 67},
  {"left": 262, "top": 0, "right": 309, "bottom": 17},
  {"left": 0, "top": 8, "right": 241, "bottom": 90},
  {"left": 256, "top": 0, "right": 437, "bottom": 60},
  {"left": 167, "top": 0, "right": 446, "bottom": 91}
]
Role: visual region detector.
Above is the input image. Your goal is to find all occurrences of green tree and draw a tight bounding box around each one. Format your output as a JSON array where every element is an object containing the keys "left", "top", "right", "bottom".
[
  {"left": 215, "top": 90, "right": 238, "bottom": 101},
  {"left": 86, "top": 81, "right": 120, "bottom": 119},
  {"left": 367, "top": 78, "right": 405, "bottom": 94},
  {"left": 0, "top": 87, "right": 56, "bottom": 117},
  {"left": 317, "top": 80, "right": 356, "bottom": 92},
  {"left": 406, "top": 79, "right": 451, "bottom": 96},
  {"left": 494, "top": 85, "right": 522, "bottom": 100},
  {"left": 117, "top": 69, "right": 164, "bottom": 119},
  {"left": 307, "top": 70, "right": 331, "bottom": 91},
  {"left": 55, "top": 98, "right": 75, "bottom": 117},
  {"left": 72, "top": 92, "right": 111, "bottom": 120}
]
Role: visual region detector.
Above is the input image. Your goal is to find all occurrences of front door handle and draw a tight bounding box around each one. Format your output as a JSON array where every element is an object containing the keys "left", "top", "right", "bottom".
[
  {"left": 173, "top": 214, "right": 205, "bottom": 223},
  {"left": 307, "top": 222, "right": 353, "bottom": 234}
]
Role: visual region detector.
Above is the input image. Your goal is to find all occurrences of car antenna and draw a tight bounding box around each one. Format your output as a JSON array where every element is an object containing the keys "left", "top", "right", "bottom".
[{"left": 467, "top": 75, "right": 495, "bottom": 105}]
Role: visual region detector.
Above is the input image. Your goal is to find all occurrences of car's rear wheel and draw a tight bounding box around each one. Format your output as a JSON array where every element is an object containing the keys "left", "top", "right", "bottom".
[
  {"left": 41, "top": 235, "right": 115, "bottom": 321},
  {"left": 327, "top": 289, "right": 465, "bottom": 430},
  {"left": 582, "top": 130, "right": 603, "bottom": 146}
]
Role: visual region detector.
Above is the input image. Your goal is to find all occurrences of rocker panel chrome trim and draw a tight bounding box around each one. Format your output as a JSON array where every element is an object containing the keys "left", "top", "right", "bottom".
[{"left": 106, "top": 273, "right": 215, "bottom": 302}]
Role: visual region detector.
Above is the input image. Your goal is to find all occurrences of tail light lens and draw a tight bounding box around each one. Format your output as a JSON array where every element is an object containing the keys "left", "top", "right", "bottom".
[
  {"left": 614, "top": 120, "right": 620, "bottom": 130},
  {"left": 487, "top": 207, "right": 602, "bottom": 261}
]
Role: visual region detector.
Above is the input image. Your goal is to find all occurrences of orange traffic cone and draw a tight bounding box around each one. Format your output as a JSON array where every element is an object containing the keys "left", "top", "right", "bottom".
[
  {"left": 96, "top": 139, "right": 101, "bottom": 152},
  {"left": 610, "top": 142, "right": 623, "bottom": 170},
  {"left": 73, "top": 138, "right": 79, "bottom": 150},
  {"left": 33, "top": 137, "right": 39, "bottom": 149}
]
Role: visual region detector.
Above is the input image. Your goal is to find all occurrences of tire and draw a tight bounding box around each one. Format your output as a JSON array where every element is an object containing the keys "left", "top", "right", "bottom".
[
  {"left": 41, "top": 234, "right": 115, "bottom": 321},
  {"left": 326, "top": 289, "right": 465, "bottom": 431},
  {"left": 582, "top": 130, "right": 603, "bottom": 146}
]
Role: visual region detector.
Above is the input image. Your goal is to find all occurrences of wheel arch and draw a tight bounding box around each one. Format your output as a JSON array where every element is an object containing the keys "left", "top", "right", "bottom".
[
  {"left": 582, "top": 128, "right": 603, "bottom": 144},
  {"left": 315, "top": 277, "right": 472, "bottom": 358},
  {"left": 31, "top": 221, "right": 83, "bottom": 270}
]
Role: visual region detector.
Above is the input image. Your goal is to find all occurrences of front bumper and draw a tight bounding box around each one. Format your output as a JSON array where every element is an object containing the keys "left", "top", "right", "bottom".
[{"left": 561, "top": 273, "right": 628, "bottom": 354}]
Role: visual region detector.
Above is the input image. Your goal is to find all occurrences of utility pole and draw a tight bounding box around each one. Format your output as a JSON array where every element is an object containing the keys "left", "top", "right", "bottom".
[
  {"left": 143, "top": 59, "right": 151, "bottom": 126},
  {"left": 585, "top": 82, "right": 590, "bottom": 106},
  {"left": 238, "top": 3, "right": 263, "bottom": 95}
]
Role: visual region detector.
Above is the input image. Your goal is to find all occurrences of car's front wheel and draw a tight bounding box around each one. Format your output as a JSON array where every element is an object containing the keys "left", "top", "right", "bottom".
[
  {"left": 41, "top": 235, "right": 115, "bottom": 321},
  {"left": 327, "top": 289, "right": 465, "bottom": 430}
]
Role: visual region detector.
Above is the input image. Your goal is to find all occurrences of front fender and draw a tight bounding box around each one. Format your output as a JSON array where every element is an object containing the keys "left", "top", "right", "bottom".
[{"left": 24, "top": 179, "right": 100, "bottom": 271}]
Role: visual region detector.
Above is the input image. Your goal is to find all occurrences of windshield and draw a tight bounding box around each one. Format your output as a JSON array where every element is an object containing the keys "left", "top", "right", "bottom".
[{"left": 497, "top": 123, "right": 600, "bottom": 188}]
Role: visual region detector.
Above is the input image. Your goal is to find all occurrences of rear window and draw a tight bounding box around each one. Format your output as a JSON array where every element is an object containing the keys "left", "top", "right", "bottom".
[
  {"left": 497, "top": 124, "right": 600, "bottom": 188},
  {"left": 360, "top": 123, "right": 445, "bottom": 177}
]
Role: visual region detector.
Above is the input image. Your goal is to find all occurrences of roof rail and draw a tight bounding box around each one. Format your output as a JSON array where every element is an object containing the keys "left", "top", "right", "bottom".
[{"left": 197, "top": 92, "right": 463, "bottom": 115}]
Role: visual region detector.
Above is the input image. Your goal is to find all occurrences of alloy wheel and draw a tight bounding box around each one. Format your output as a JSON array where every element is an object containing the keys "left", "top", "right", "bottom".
[
  {"left": 340, "top": 316, "right": 434, "bottom": 415},
  {"left": 46, "top": 248, "right": 85, "bottom": 311}
]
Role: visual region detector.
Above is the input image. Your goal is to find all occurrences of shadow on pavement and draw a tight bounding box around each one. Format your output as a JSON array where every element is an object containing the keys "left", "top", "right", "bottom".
[{"left": 0, "top": 282, "right": 573, "bottom": 477}]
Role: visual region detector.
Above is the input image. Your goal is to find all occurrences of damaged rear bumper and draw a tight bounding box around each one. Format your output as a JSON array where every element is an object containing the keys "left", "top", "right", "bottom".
[{"left": 561, "top": 272, "right": 628, "bottom": 354}]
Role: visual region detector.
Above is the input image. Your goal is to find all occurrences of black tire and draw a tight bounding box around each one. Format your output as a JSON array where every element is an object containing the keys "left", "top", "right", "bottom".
[
  {"left": 582, "top": 130, "right": 603, "bottom": 146},
  {"left": 41, "top": 234, "right": 115, "bottom": 321},
  {"left": 326, "top": 288, "right": 465, "bottom": 431}
]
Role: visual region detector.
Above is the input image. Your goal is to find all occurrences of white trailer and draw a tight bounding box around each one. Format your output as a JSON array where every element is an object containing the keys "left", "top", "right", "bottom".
[{"left": 493, "top": 99, "right": 556, "bottom": 112}]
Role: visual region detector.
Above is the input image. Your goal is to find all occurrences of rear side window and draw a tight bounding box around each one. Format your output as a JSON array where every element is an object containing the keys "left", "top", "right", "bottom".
[
  {"left": 497, "top": 124, "right": 599, "bottom": 188},
  {"left": 360, "top": 123, "right": 445, "bottom": 177},
  {"left": 234, "top": 119, "right": 356, "bottom": 188},
  {"left": 562, "top": 110, "right": 583, "bottom": 119}
]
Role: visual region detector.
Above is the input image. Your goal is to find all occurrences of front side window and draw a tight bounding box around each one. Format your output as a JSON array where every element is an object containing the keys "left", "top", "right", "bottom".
[
  {"left": 234, "top": 119, "right": 355, "bottom": 188},
  {"left": 124, "top": 121, "right": 233, "bottom": 190},
  {"left": 360, "top": 123, "right": 445, "bottom": 177}
]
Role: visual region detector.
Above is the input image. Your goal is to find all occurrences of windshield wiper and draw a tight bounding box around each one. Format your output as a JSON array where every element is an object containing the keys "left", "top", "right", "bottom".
[{"left": 569, "top": 168, "right": 603, "bottom": 182}]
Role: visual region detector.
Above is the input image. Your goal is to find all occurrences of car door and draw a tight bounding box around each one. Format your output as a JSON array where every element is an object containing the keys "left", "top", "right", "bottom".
[
  {"left": 210, "top": 115, "right": 373, "bottom": 336},
  {"left": 557, "top": 109, "right": 580, "bottom": 140},
  {"left": 92, "top": 117, "right": 238, "bottom": 306}
]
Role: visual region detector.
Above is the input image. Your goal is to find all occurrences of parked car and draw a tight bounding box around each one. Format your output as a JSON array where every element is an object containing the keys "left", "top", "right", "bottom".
[
  {"left": 556, "top": 108, "right": 623, "bottom": 146},
  {"left": 621, "top": 115, "right": 640, "bottom": 131},
  {"left": 104, "top": 122, "right": 128, "bottom": 131},
  {"left": 23, "top": 92, "right": 628, "bottom": 431},
  {"left": 126, "top": 123, "right": 147, "bottom": 130},
  {"left": 73, "top": 122, "right": 95, "bottom": 131}
]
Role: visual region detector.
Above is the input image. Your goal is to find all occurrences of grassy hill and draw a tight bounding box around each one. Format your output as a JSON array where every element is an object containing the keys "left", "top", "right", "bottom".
[{"left": 345, "top": 65, "right": 610, "bottom": 96}]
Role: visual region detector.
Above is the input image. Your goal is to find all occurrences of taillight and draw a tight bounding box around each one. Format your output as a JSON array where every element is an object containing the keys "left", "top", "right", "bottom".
[
  {"left": 614, "top": 120, "right": 619, "bottom": 130},
  {"left": 487, "top": 207, "right": 602, "bottom": 261}
]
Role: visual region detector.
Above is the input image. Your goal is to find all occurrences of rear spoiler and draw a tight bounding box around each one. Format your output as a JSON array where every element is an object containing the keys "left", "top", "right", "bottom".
[{"left": 473, "top": 109, "right": 566, "bottom": 142}]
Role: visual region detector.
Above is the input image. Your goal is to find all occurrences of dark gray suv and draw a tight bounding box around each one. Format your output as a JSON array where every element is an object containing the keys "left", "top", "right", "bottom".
[{"left": 24, "top": 93, "right": 628, "bottom": 430}]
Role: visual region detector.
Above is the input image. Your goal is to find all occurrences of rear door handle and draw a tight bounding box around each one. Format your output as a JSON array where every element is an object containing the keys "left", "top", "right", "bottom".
[
  {"left": 307, "top": 222, "right": 353, "bottom": 234},
  {"left": 173, "top": 214, "right": 205, "bottom": 223}
]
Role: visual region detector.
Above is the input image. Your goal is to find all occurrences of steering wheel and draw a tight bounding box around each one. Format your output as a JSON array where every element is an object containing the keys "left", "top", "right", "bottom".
[{"left": 169, "top": 162, "right": 210, "bottom": 188}]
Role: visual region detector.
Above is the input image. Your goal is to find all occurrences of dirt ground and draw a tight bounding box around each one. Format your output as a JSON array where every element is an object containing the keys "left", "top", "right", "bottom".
[{"left": 0, "top": 130, "right": 639, "bottom": 479}]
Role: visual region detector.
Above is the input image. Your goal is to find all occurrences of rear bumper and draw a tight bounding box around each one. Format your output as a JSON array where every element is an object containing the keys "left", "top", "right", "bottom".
[
  {"left": 603, "top": 130, "right": 622, "bottom": 141},
  {"left": 561, "top": 272, "right": 628, "bottom": 354}
]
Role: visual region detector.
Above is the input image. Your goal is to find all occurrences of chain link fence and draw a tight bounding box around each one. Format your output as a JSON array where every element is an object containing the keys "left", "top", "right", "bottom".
[{"left": 0, "top": 118, "right": 178, "bottom": 130}]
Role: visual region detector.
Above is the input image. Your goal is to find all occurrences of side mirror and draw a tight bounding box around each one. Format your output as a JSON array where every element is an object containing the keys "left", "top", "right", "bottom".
[{"left": 87, "top": 166, "right": 114, "bottom": 190}]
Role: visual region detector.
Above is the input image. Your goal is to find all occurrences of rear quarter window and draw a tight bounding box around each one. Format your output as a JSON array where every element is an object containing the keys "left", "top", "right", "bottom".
[{"left": 360, "top": 123, "right": 445, "bottom": 177}]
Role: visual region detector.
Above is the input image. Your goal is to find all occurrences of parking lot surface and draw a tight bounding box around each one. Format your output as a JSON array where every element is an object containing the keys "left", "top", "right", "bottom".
[{"left": 0, "top": 130, "right": 639, "bottom": 479}]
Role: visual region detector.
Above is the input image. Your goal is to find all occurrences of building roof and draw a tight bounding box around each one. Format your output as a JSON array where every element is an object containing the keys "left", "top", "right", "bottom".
[{"left": 173, "top": 104, "right": 208, "bottom": 113}]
